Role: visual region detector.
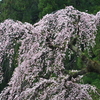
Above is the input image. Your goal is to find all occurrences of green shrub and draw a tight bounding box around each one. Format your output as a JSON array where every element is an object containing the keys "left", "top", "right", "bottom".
[{"left": 81, "top": 72, "right": 100, "bottom": 89}]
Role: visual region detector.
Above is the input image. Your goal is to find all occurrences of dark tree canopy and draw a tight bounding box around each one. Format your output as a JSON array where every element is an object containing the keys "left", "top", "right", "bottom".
[
  {"left": 0, "top": 0, "right": 100, "bottom": 23},
  {"left": 0, "top": 0, "right": 39, "bottom": 24},
  {"left": 38, "top": 0, "right": 100, "bottom": 18}
]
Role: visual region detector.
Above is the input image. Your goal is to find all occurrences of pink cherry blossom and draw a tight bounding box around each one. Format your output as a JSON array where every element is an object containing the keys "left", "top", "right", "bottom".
[{"left": 0, "top": 6, "right": 100, "bottom": 100}]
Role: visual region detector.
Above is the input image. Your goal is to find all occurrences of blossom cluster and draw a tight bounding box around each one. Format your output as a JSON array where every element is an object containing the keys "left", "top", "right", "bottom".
[{"left": 0, "top": 6, "right": 100, "bottom": 100}]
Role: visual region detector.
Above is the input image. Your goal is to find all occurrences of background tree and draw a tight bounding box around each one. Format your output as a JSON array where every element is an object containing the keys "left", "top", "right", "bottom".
[
  {"left": 0, "top": 0, "right": 39, "bottom": 24},
  {"left": 67, "top": 0, "right": 100, "bottom": 14},
  {"left": 0, "top": 0, "right": 100, "bottom": 23},
  {"left": 38, "top": 0, "right": 100, "bottom": 18},
  {"left": 38, "top": 0, "right": 68, "bottom": 18}
]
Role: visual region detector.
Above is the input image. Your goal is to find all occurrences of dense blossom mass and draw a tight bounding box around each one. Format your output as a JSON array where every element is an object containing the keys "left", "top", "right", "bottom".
[{"left": 0, "top": 6, "right": 100, "bottom": 100}]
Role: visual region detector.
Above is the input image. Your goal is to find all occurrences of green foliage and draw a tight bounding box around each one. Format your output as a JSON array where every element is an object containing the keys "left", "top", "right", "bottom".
[
  {"left": 81, "top": 72, "right": 100, "bottom": 88},
  {"left": 51, "top": 73, "right": 57, "bottom": 77},
  {"left": 0, "top": 54, "right": 10, "bottom": 92},
  {"left": 0, "top": 0, "right": 100, "bottom": 23},
  {"left": 38, "top": 0, "right": 67, "bottom": 18},
  {"left": 11, "top": 42, "right": 21, "bottom": 71},
  {"left": 38, "top": 0, "right": 100, "bottom": 18},
  {"left": 81, "top": 72, "right": 100, "bottom": 99},
  {"left": 92, "top": 29, "right": 100, "bottom": 61},
  {"left": 76, "top": 57, "right": 85, "bottom": 70},
  {"left": 0, "top": 0, "right": 39, "bottom": 24},
  {"left": 33, "top": 78, "right": 39, "bottom": 83},
  {"left": 67, "top": 0, "right": 100, "bottom": 14},
  {"left": 64, "top": 50, "right": 77, "bottom": 70},
  {"left": 90, "top": 91, "right": 100, "bottom": 100},
  {"left": 38, "top": 0, "right": 55, "bottom": 18},
  {"left": 39, "top": 3, "right": 53, "bottom": 18},
  {"left": 0, "top": 42, "right": 21, "bottom": 92}
]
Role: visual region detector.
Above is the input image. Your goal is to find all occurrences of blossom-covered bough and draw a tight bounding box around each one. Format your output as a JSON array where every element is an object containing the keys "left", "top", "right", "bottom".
[{"left": 0, "top": 6, "right": 100, "bottom": 100}]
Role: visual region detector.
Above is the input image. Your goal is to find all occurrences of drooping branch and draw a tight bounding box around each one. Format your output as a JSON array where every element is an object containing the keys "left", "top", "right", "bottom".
[
  {"left": 67, "top": 38, "right": 100, "bottom": 81},
  {"left": 67, "top": 69, "right": 87, "bottom": 81},
  {"left": 81, "top": 54, "right": 100, "bottom": 74}
]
